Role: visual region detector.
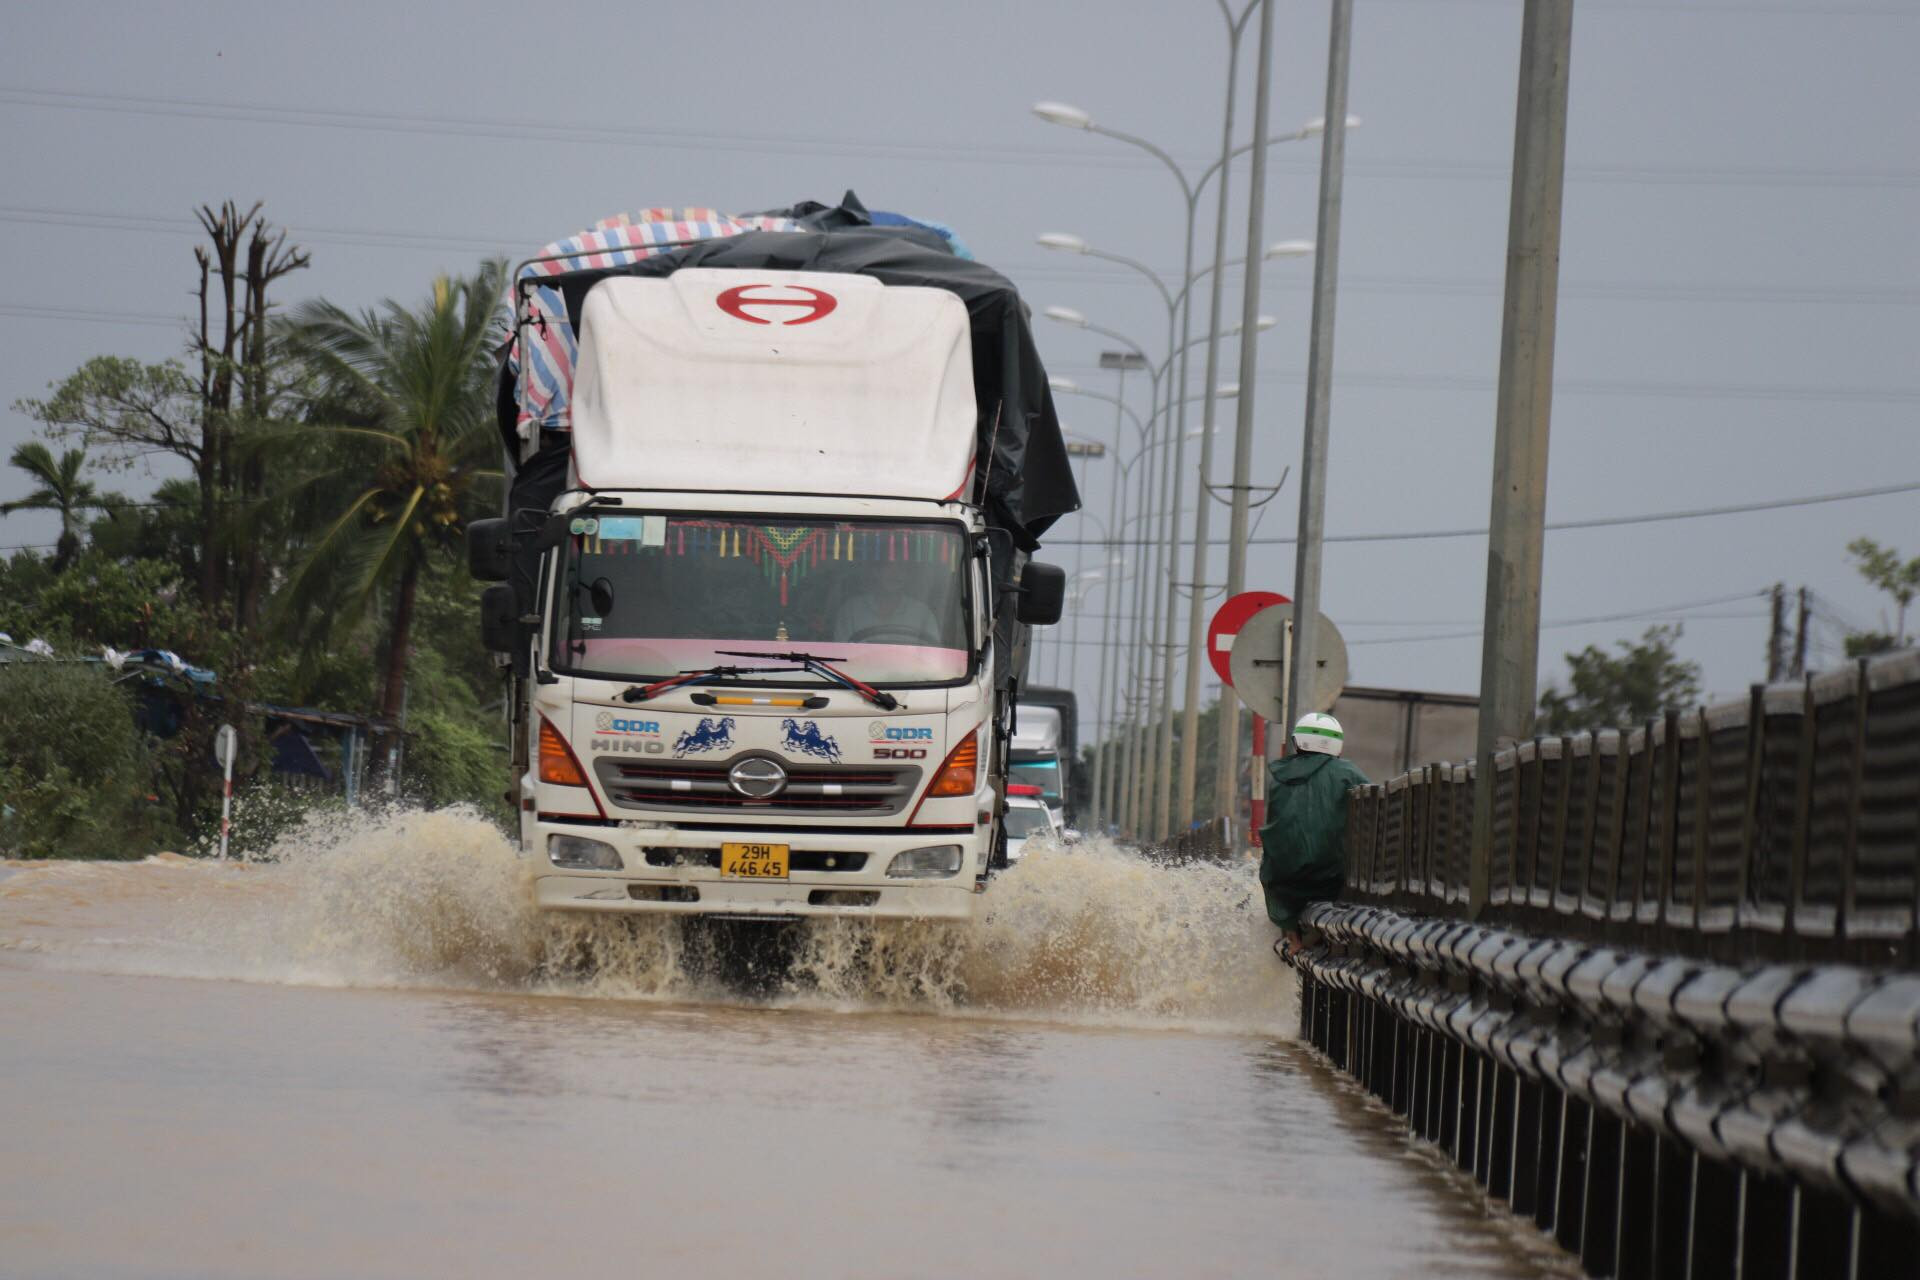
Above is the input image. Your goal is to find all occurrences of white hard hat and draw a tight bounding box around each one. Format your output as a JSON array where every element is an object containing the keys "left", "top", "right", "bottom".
[{"left": 1293, "top": 711, "right": 1345, "bottom": 756}]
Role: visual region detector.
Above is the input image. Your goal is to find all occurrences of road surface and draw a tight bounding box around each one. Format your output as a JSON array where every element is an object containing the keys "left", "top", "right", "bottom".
[{"left": 1, "top": 809, "right": 1572, "bottom": 1278}]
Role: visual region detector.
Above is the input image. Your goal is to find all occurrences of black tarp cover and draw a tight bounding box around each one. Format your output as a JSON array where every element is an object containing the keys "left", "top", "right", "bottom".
[{"left": 503, "top": 226, "right": 1079, "bottom": 549}]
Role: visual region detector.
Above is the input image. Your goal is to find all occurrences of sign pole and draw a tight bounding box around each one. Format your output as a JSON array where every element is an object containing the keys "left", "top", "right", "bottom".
[
  {"left": 1249, "top": 715, "right": 1267, "bottom": 846},
  {"left": 214, "top": 723, "right": 237, "bottom": 860}
]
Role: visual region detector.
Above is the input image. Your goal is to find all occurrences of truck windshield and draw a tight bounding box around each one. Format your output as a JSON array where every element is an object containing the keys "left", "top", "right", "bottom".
[
  {"left": 1008, "top": 756, "right": 1061, "bottom": 803},
  {"left": 553, "top": 514, "right": 971, "bottom": 685}
]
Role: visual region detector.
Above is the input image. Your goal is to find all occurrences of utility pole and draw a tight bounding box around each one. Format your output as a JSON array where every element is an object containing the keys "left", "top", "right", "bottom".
[
  {"left": 1468, "top": 0, "right": 1575, "bottom": 917},
  {"left": 1767, "top": 582, "right": 1787, "bottom": 682},
  {"left": 1792, "top": 586, "right": 1810, "bottom": 678},
  {"left": 1283, "top": 0, "right": 1353, "bottom": 752},
  {"left": 1214, "top": 0, "right": 1278, "bottom": 837}
]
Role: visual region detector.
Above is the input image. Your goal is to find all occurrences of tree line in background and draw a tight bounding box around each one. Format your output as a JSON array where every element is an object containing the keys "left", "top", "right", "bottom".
[{"left": 0, "top": 202, "right": 508, "bottom": 857}]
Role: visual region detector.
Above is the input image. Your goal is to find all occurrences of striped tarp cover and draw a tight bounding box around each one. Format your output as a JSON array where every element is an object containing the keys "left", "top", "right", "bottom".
[{"left": 508, "top": 208, "right": 805, "bottom": 437}]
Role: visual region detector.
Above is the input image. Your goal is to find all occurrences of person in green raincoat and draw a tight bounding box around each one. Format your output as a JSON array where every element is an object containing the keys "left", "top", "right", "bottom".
[{"left": 1260, "top": 712, "right": 1368, "bottom": 947}]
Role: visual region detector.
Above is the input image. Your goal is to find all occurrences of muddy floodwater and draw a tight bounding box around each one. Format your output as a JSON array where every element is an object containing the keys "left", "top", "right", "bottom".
[{"left": 1, "top": 810, "right": 1571, "bottom": 1279}]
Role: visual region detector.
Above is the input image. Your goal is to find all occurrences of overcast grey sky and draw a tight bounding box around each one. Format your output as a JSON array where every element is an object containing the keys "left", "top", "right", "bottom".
[{"left": 2, "top": 0, "right": 1914, "bottom": 730}]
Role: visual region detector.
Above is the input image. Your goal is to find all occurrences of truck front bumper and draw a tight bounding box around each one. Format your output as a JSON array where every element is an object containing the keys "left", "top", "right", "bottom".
[{"left": 528, "top": 820, "right": 985, "bottom": 921}]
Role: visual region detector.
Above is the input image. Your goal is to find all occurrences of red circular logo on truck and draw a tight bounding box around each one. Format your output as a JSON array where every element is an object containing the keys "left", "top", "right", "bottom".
[{"left": 715, "top": 284, "right": 839, "bottom": 326}]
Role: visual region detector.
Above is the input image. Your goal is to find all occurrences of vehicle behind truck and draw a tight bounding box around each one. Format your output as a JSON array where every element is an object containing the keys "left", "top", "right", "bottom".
[
  {"left": 1011, "top": 685, "right": 1079, "bottom": 826},
  {"left": 467, "top": 206, "right": 1078, "bottom": 924}
]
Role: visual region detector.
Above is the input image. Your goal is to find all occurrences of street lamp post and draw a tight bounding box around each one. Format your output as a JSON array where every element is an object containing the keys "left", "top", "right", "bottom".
[
  {"left": 1036, "top": 33, "right": 1348, "bottom": 841},
  {"left": 1214, "top": 0, "right": 1280, "bottom": 841},
  {"left": 1049, "top": 376, "right": 1154, "bottom": 829}
]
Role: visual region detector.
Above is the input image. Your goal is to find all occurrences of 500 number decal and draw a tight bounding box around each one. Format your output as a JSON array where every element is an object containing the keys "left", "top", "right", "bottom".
[{"left": 874, "top": 747, "right": 928, "bottom": 760}]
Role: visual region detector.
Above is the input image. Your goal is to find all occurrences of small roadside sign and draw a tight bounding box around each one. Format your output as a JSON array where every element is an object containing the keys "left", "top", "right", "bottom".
[
  {"left": 1206, "top": 591, "right": 1290, "bottom": 686},
  {"left": 213, "top": 723, "right": 237, "bottom": 859},
  {"left": 1229, "top": 609, "right": 1351, "bottom": 722}
]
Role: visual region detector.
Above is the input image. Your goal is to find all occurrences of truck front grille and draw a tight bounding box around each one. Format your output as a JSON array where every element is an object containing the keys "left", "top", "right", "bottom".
[{"left": 594, "top": 757, "right": 920, "bottom": 816}]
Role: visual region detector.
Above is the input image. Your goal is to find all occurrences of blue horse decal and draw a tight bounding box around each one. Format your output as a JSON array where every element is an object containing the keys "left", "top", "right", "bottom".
[
  {"left": 673, "top": 716, "right": 736, "bottom": 758},
  {"left": 781, "top": 718, "right": 842, "bottom": 763}
]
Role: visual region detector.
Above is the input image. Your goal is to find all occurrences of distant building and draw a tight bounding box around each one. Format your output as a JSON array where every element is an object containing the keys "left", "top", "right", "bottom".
[{"left": 1328, "top": 685, "right": 1479, "bottom": 781}]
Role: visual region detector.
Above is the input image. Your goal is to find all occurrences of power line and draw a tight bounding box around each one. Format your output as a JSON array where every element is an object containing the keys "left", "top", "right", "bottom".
[
  {"left": 0, "top": 302, "right": 182, "bottom": 327},
  {"left": 1344, "top": 590, "right": 1771, "bottom": 647},
  {"left": 0, "top": 204, "right": 522, "bottom": 256},
  {"left": 1397, "top": 0, "right": 1912, "bottom": 14},
  {"left": 4, "top": 84, "right": 1916, "bottom": 188},
  {"left": 1044, "top": 479, "right": 1920, "bottom": 548},
  {"left": 1051, "top": 362, "right": 1920, "bottom": 405},
  {"left": 4, "top": 203, "right": 1912, "bottom": 313},
  {"left": 1019, "top": 263, "right": 1920, "bottom": 305}
]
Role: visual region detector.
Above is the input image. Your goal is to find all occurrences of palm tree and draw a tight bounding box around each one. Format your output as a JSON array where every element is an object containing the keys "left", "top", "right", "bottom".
[
  {"left": 277, "top": 259, "right": 507, "bottom": 760},
  {"left": 3, "top": 442, "right": 102, "bottom": 570}
]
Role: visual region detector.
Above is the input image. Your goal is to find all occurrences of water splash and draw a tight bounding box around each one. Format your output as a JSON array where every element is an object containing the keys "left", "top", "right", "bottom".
[{"left": 3, "top": 807, "right": 1293, "bottom": 1031}]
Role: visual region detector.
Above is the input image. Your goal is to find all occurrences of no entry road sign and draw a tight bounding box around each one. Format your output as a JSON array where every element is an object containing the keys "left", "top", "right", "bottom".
[{"left": 1206, "top": 590, "right": 1289, "bottom": 686}]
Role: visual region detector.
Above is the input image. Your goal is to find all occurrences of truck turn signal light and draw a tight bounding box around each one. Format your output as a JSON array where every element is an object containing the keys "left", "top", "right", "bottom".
[
  {"left": 926, "top": 731, "right": 978, "bottom": 797},
  {"left": 538, "top": 715, "right": 590, "bottom": 787}
]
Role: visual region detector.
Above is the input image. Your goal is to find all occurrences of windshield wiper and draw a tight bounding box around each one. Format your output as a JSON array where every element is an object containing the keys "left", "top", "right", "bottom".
[
  {"left": 623, "top": 664, "right": 805, "bottom": 703},
  {"left": 716, "top": 649, "right": 901, "bottom": 711}
]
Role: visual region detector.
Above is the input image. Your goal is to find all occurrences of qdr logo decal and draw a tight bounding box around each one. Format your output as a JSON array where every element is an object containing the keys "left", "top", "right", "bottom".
[
  {"left": 870, "top": 721, "right": 933, "bottom": 759},
  {"left": 595, "top": 712, "right": 660, "bottom": 736},
  {"left": 869, "top": 721, "right": 934, "bottom": 744},
  {"left": 715, "top": 283, "right": 839, "bottom": 326}
]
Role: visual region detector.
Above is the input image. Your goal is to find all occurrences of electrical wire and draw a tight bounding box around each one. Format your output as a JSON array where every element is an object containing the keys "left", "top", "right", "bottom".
[
  {"left": 1346, "top": 590, "right": 1772, "bottom": 646},
  {"left": 0, "top": 302, "right": 182, "bottom": 327},
  {"left": 3, "top": 84, "right": 1916, "bottom": 188},
  {"left": 10, "top": 206, "right": 1912, "bottom": 309},
  {"left": 1043, "top": 479, "right": 1920, "bottom": 548},
  {"left": 1050, "top": 362, "right": 1920, "bottom": 405}
]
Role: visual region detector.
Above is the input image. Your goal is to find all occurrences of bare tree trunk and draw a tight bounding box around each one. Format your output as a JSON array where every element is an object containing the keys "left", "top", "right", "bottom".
[
  {"left": 375, "top": 556, "right": 422, "bottom": 782},
  {"left": 194, "top": 249, "right": 220, "bottom": 609}
]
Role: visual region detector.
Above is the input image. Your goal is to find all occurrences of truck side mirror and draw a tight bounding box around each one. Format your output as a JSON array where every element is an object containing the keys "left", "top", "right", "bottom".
[
  {"left": 1017, "top": 561, "right": 1066, "bottom": 626},
  {"left": 480, "top": 584, "right": 519, "bottom": 652},
  {"left": 467, "top": 518, "right": 512, "bottom": 582}
]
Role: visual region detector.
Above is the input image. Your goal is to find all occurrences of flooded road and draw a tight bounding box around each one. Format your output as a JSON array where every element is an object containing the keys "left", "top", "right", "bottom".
[{"left": 1, "top": 812, "right": 1570, "bottom": 1278}]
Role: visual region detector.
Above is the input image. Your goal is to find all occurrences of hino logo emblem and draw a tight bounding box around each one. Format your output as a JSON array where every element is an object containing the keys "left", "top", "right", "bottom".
[
  {"left": 727, "top": 757, "right": 788, "bottom": 799},
  {"left": 714, "top": 283, "right": 839, "bottom": 326}
]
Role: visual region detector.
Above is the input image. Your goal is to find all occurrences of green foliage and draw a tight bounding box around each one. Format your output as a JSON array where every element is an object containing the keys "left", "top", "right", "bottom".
[
  {"left": 1845, "top": 631, "right": 1898, "bottom": 659},
  {"left": 0, "top": 234, "right": 521, "bottom": 855},
  {"left": 0, "top": 552, "right": 195, "bottom": 651},
  {"left": 2, "top": 443, "right": 102, "bottom": 570},
  {"left": 276, "top": 261, "right": 508, "bottom": 645},
  {"left": 0, "top": 663, "right": 172, "bottom": 858},
  {"left": 14, "top": 356, "right": 201, "bottom": 474},
  {"left": 1847, "top": 537, "right": 1919, "bottom": 645},
  {"left": 1539, "top": 624, "right": 1702, "bottom": 734},
  {"left": 405, "top": 709, "right": 504, "bottom": 821}
]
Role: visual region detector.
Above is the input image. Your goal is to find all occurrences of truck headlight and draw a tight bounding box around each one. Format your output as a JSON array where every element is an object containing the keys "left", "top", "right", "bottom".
[
  {"left": 549, "top": 834, "right": 623, "bottom": 870},
  {"left": 886, "top": 844, "right": 963, "bottom": 879}
]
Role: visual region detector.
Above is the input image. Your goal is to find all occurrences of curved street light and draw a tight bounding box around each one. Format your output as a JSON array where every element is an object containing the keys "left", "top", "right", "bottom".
[{"left": 1032, "top": 68, "right": 1347, "bottom": 838}]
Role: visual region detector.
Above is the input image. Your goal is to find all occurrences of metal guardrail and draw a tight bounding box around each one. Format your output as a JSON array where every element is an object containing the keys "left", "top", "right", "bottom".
[
  {"left": 1286, "top": 648, "right": 1920, "bottom": 1276},
  {"left": 1341, "top": 648, "right": 1920, "bottom": 966},
  {"left": 1289, "top": 905, "right": 1920, "bottom": 1278}
]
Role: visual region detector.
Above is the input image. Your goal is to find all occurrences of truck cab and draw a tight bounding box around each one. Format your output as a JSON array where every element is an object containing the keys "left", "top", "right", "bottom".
[{"left": 472, "top": 254, "right": 1074, "bottom": 922}]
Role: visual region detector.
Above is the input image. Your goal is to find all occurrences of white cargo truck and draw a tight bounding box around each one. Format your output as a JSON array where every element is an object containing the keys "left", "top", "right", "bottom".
[{"left": 469, "top": 223, "right": 1077, "bottom": 923}]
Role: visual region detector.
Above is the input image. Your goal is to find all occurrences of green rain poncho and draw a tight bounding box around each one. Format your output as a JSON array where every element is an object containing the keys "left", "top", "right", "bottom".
[{"left": 1258, "top": 752, "right": 1370, "bottom": 931}]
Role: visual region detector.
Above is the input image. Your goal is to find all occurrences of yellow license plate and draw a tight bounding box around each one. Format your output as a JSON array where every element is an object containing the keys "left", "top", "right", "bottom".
[{"left": 720, "top": 842, "right": 789, "bottom": 880}]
